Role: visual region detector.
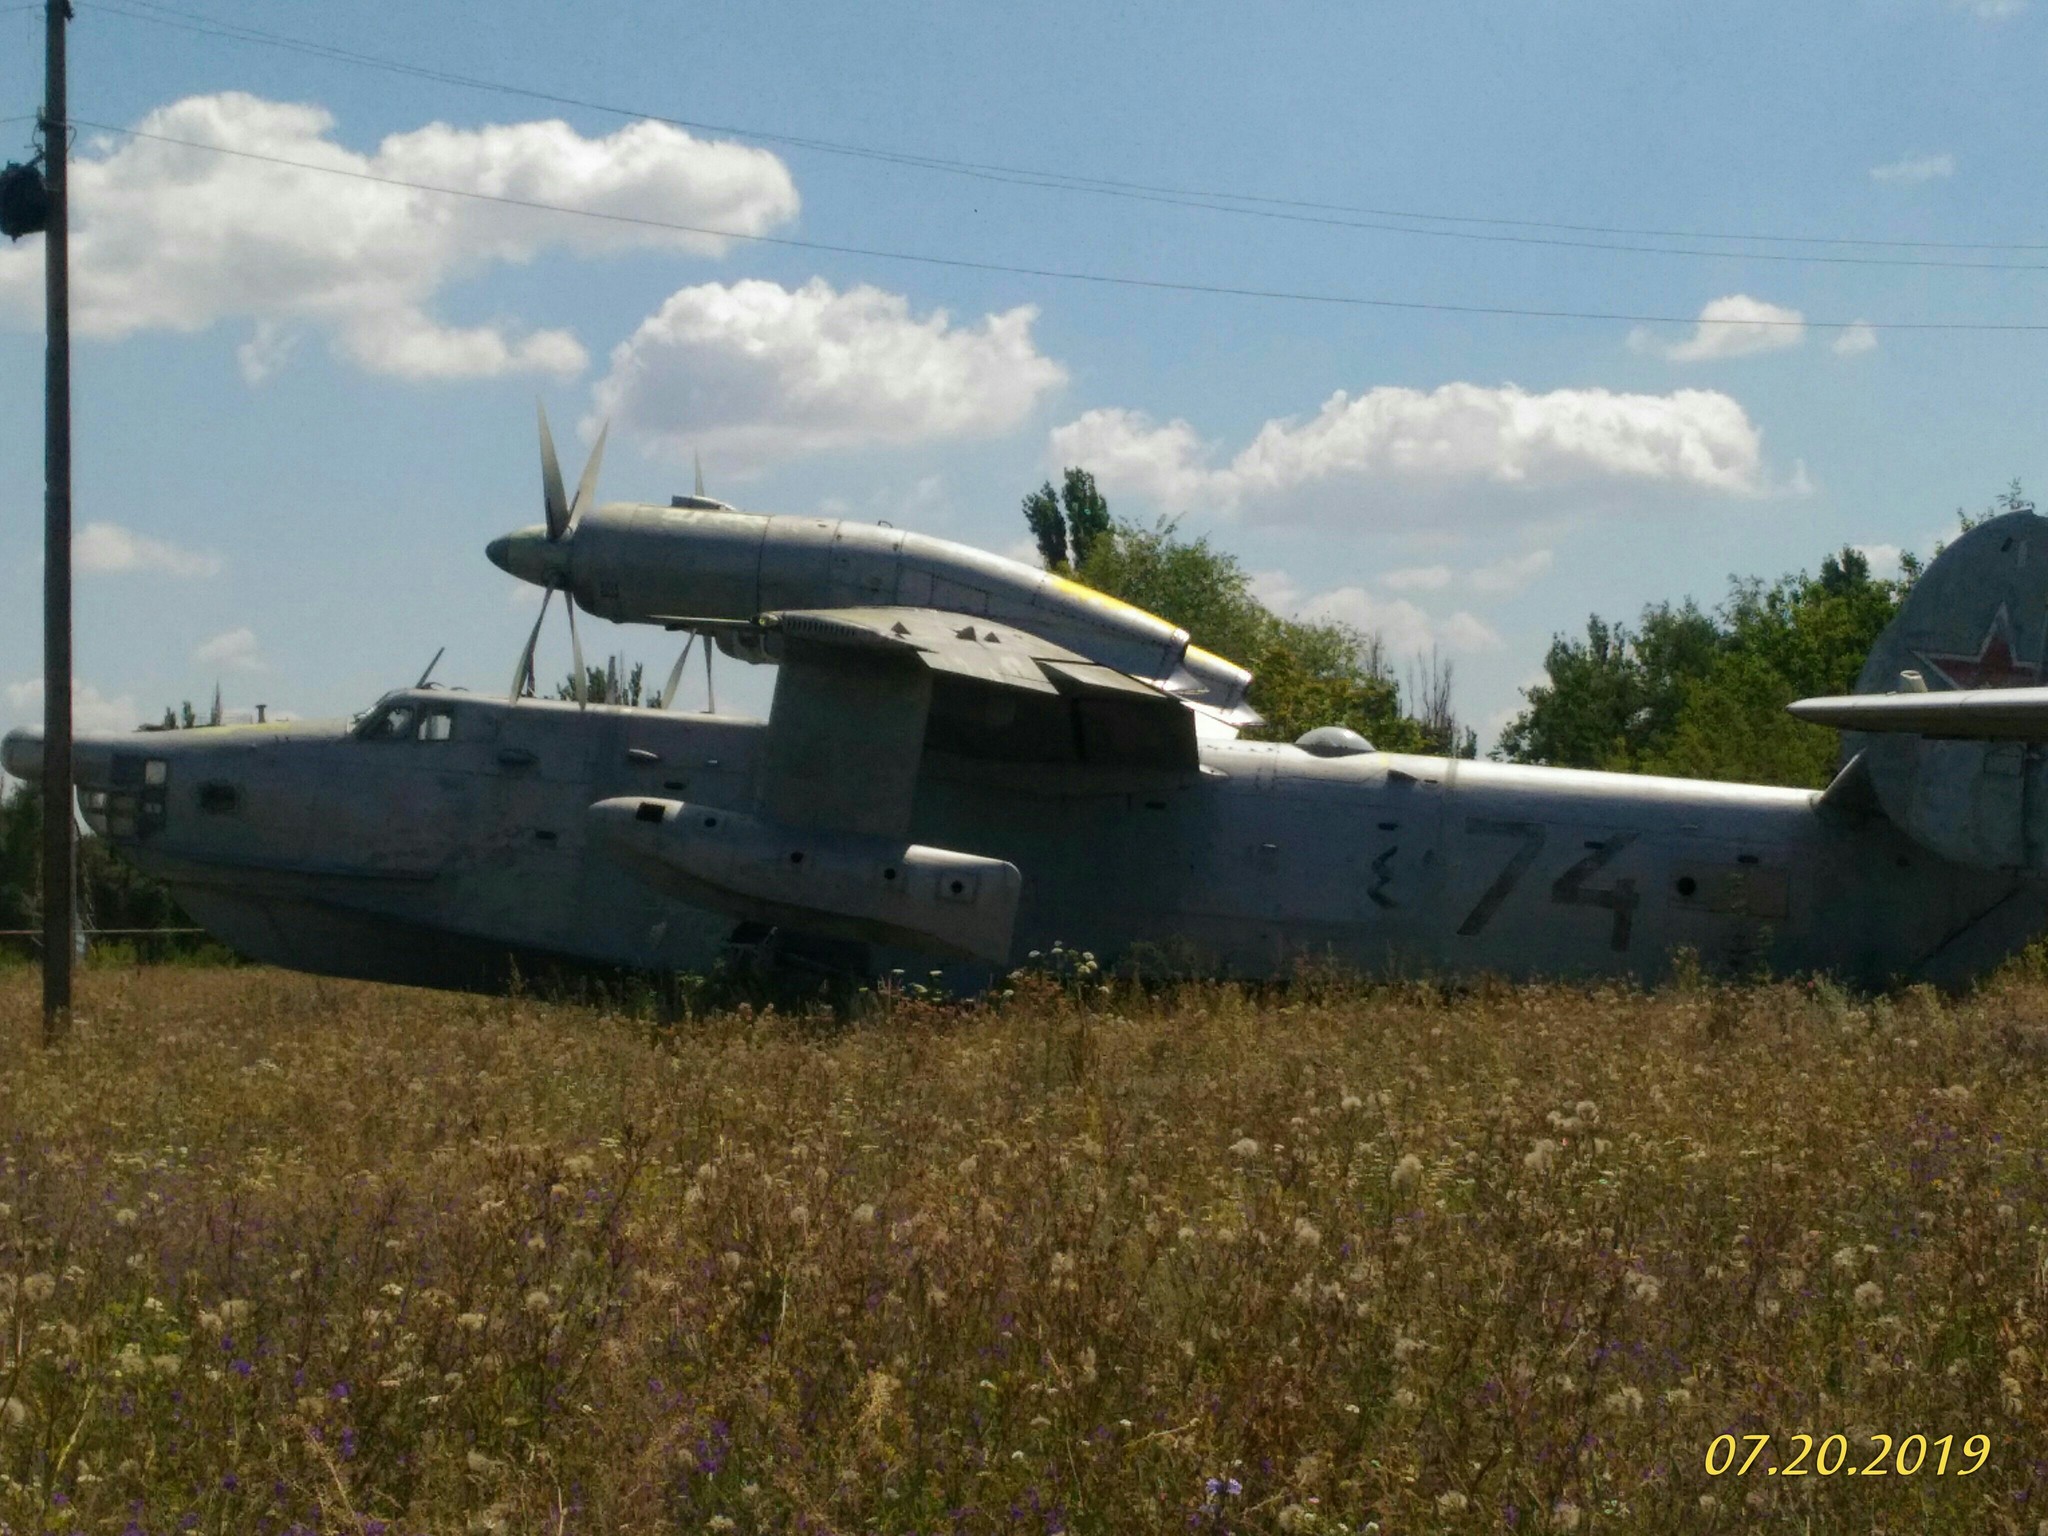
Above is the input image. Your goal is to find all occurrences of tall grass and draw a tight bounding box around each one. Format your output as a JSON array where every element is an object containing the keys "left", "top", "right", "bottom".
[{"left": 1, "top": 961, "right": 2045, "bottom": 1533}]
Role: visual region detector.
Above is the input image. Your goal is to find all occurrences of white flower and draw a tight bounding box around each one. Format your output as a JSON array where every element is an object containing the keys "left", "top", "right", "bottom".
[
  {"left": 1230, "top": 1137, "right": 1262, "bottom": 1159},
  {"left": 1524, "top": 1139, "right": 1559, "bottom": 1175},
  {"left": 1436, "top": 1491, "right": 1468, "bottom": 1513},
  {"left": 1391, "top": 1154, "right": 1423, "bottom": 1195},
  {"left": 524, "top": 1289, "right": 552, "bottom": 1314},
  {"left": 456, "top": 1311, "right": 488, "bottom": 1332},
  {"left": 21, "top": 1273, "right": 54, "bottom": 1304},
  {"left": 1854, "top": 1281, "right": 1885, "bottom": 1310},
  {"left": 1292, "top": 1217, "right": 1322, "bottom": 1248}
]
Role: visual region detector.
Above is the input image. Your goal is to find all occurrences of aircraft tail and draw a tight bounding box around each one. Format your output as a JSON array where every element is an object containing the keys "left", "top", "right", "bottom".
[{"left": 1791, "top": 509, "right": 2048, "bottom": 869}]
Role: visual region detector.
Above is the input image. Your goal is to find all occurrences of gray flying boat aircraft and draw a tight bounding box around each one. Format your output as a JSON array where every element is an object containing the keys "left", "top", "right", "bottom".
[{"left": 9, "top": 415, "right": 2048, "bottom": 993}]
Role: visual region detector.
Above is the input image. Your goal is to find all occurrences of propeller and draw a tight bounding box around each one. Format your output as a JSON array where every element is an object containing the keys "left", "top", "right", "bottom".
[
  {"left": 656, "top": 634, "right": 696, "bottom": 710},
  {"left": 508, "top": 403, "right": 607, "bottom": 706}
]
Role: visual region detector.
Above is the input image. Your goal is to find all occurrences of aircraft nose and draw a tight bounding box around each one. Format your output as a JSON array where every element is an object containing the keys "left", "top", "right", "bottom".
[{"left": 2, "top": 727, "right": 43, "bottom": 782}]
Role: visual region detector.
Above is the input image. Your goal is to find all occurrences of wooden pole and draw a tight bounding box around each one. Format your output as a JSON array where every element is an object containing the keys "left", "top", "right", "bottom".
[{"left": 40, "top": 0, "right": 72, "bottom": 1044}]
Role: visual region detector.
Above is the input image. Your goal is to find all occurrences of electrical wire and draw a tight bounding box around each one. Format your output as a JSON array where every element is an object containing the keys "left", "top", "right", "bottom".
[
  {"left": 80, "top": 0, "right": 2048, "bottom": 261},
  {"left": 67, "top": 118, "right": 2048, "bottom": 335}
]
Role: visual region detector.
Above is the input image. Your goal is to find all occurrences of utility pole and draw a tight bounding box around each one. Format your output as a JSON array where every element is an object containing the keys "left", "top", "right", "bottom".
[{"left": 40, "top": 0, "right": 73, "bottom": 1043}]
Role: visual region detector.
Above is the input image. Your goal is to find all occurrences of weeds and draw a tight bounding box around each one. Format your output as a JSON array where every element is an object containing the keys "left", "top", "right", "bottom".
[{"left": 0, "top": 965, "right": 2044, "bottom": 1532}]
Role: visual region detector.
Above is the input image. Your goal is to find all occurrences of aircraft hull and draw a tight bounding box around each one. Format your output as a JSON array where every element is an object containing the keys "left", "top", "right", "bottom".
[{"left": 25, "top": 690, "right": 2040, "bottom": 995}]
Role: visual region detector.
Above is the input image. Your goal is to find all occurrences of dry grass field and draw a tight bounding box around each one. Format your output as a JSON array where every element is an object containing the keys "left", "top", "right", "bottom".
[{"left": 1, "top": 955, "right": 2046, "bottom": 1535}]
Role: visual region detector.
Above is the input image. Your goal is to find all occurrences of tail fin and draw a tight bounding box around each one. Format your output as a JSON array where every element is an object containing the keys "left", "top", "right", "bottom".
[{"left": 1792, "top": 509, "right": 2048, "bottom": 869}]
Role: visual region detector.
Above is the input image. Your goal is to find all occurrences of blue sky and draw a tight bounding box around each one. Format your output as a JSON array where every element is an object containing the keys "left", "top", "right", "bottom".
[{"left": 3, "top": 0, "right": 2047, "bottom": 753}]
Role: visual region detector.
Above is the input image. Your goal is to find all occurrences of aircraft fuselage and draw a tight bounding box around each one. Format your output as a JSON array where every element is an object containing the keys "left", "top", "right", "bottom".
[{"left": 10, "top": 687, "right": 2032, "bottom": 993}]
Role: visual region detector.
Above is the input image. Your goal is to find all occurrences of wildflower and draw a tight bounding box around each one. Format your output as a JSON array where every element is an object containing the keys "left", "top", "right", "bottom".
[
  {"left": 852, "top": 1203, "right": 877, "bottom": 1225},
  {"left": 709, "top": 1519, "right": 736, "bottom": 1533},
  {"left": 1392, "top": 1334, "right": 1427, "bottom": 1362},
  {"left": 1604, "top": 1385, "right": 1644, "bottom": 1415},
  {"left": 456, "top": 1312, "right": 488, "bottom": 1332},
  {"left": 1390, "top": 1154, "right": 1423, "bottom": 1195},
  {"left": 1392, "top": 1387, "right": 1420, "bottom": 1410},
  {"left": 1049, "top": 1251, "right": 1077, "bottom": 1277},
  {"left": 1436, "top": 1491, "right": 1468, "bottom": 1513},
  {"left": 1854, "top": 1281, "right": 1884, "bottom": 1310},
  {"left": 113, "top": 1208, "right": 137, "bottom": 1228},
  {"left": 1831, "top": 1244, "right": 1861, "bottom": 1274},
  {"left": 0, "top": 1398, "right": 24, "bottom": 1427},
  {"left": 1575, "top": 1099, "right": 1599, "bottom": 1124},
  {"left": 1664, "top": 1387, "right": 1692, "bottom": 1408},
  {"left": 1553, "top": 1501, "right": 1582, "bottom": 1531},
  {"left": 20, "top": 1273, "right": 54, "bottom": 1304},
  {"left": 1524, "top": 1139, "right": 1559, "bottom": 1175},
  {"left": 1698, "top": 1495, "right": 1720, "bottom": 1515},
  {"left": 1625, "top": 1270, "right": 1661, "bottom": 1304},
  {"left": 1230, "top": 1137, "right": 1261, "bottom": 1159},
  {"left": 1292, "top": 1217, "right": 1322, "bottom": 1248},
  {"left": 1340, "top": 1094, "right": 1363, "bottom": 1111},
  {"left": 524, "top": 1289, "right": 552, "bottom": 1315},
  {"left": 1204, "top": 1476, "right": 1243, "bottom": 1499}
]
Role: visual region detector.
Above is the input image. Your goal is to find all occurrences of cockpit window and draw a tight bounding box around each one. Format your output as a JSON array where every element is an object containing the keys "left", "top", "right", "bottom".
[
  {"left": 355, "top": 702, "right": 457, "bottom": 742},
  {"left": 357, "top": 703, "right": 416, "bottom": 741}
]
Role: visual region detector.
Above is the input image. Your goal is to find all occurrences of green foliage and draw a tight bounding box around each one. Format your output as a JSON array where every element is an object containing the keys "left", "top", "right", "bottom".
[
  {"left": 1500, "top": 546, "right": 1909, "bottom": 788},
  {"left": 1021, "top": 469, "right": 1114, "bottom": 572},
  {"left": 0, "top": 779, "right": 200, "bottom": 957},
  {"left": 555, "top": 661, "right": 645, "bottom": 706},
  {"left": 1075, "top": 517, "right": 1441, "bottom": 751},
  {"left": 1060, "top": 467, "right": 1111, "bottom": 567},
  {"left": 1021, "top": 481, "right": 1067, "bottom": 569}
]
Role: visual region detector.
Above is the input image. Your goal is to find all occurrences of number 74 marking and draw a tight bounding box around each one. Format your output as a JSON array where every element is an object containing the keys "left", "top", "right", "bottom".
[{"left": 1455, "top": 818, "right": 1640, "bottom": 950}]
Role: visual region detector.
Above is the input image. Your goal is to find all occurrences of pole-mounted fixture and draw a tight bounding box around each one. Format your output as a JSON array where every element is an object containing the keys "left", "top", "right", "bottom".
[{"left": 0, "top": 155, "right": 47, "bottom": 240}]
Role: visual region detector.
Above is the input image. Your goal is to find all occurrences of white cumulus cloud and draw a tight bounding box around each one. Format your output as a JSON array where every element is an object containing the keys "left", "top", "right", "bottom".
[
  {"left": 1953, "top": 1, "right": 2022, "bottom": 21},
  {"left": 193, "top": 627, "right": 264, "bottom": 673},
  {"left": 1832, "top": 322, "right": 1879, "bottom": 357},
  {"left": 1049, "top": 383, "right": 1764, "bottom": 519},
  {"left": 1635, "top": 295, "right": 1806, "bottom": 363},
  {"left": 2, "top": 679, "right": 140, "bottom": 737},
  {"left": 1253, "top": 571, "right": 1501, "bottom": 658},
  {"left": 1870, "top": 151, "right": 1957, "bottom": 184},
  {"left": 0, "top": 93, "right": 800, "bottom": 381},
  {"left": 590, "top": 278, "right": 1066, "bottom": 465},
  {"left": 76, "top": 522, "right": 221, "bottom": 578}
]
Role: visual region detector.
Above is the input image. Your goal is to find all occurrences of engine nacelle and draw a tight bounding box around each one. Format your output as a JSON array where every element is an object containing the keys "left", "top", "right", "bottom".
[
  {"left": 511, "top": 504, "right": 1255, "bottom": 722},
  {"left": 589, "top": 796, "right": 1022, "bottom": 964}
]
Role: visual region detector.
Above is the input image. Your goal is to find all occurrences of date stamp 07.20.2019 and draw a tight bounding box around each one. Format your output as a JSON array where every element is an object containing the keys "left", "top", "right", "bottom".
[{"left": 1705, "top": 1433, "right": 1990, "bottom": 1479}]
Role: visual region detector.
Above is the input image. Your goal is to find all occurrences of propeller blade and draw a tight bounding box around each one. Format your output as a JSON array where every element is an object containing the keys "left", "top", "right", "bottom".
[
  {"left": 704, "top": 634, "right": 716, "bottom": 714},
  {"left": 694, "top": 451, "right": 705, "bottom": 499},
  {"left": 509, "top": 585, "right": 554, "bottom": 702},
  {"left": 658, "top": 634, "right": 695, "bottom": 710},
  {"left": 568, "top": 420, "right": 609, "bottom": 532},
  {"left": 538, "top": 402, "right": 570, "bottom": 540},
  {"left": 566, "top": 589, "right": 587, "bottom": 707},
  {"left": 415, "top": 645, "right": 446, "bottom": 689}
]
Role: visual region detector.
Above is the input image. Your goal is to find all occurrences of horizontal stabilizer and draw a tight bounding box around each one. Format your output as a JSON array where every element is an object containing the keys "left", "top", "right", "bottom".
[{"left": 1788, "top": 686, "right": 2048, "bottom": 740}]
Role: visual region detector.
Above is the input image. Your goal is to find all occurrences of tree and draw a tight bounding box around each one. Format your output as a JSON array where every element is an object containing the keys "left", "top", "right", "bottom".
[
  {"left": 1022, "top": 482, "right": 1068, "bottom": 570},
  {"left": 554, "top": 660, "right": 645, "bottom": 706},
  {"left": 1020, "top": 468, "right": 1116, "bottom": 572},
  {"left": 1066, "top": 515, "right": 1443, "bottom": 751},
  {"left": 1061, "top": 468, "right": 1112, "bottom": 567},
  {"left": 1498, "top": 543, "right": 1912, "bottom": 788}
]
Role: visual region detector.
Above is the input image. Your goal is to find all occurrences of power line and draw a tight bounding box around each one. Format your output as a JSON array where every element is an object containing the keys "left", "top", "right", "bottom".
[
  {"left": 69, "top": 118, "right": 2048, "bottom": 335},
  {"left": 81, "top": 0, "right": 2048, "bottom": 262}
]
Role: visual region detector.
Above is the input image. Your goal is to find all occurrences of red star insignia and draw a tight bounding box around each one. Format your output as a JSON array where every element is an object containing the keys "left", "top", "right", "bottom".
[{"left": 1915, "top": 605, "right": 2042, "bottom": 690}]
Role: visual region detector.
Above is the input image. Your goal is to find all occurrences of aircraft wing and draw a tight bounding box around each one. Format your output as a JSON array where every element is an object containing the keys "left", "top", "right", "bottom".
[
  {"left": 1787, "top": 685, "right": 2048, "bottom": 740},
  {"left": 755, "top": 605, "right": 1199, "bottom": 838}
]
